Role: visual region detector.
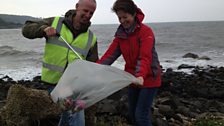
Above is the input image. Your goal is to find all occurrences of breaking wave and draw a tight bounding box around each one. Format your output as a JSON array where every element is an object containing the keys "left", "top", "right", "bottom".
[{"left": 0, "top": 45, "right": 41, "bottom": 56}]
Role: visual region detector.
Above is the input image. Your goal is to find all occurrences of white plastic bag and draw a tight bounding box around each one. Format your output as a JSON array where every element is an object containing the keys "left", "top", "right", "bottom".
[{"left": 50, "top": 59, "right": 137, "bottom": 110}]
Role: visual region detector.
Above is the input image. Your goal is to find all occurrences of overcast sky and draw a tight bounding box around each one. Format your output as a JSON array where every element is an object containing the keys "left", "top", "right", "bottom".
[{"left": 0, "top": 0, "right": 224, "bottom": 24}]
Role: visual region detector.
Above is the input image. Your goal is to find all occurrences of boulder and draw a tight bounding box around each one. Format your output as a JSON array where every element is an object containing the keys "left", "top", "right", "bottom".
[
  {"left": 182, "top": 53, "right": 199, "bottom": 59},
  {"left": 0, "top": 85, "right": 61, "bottom": 126}
]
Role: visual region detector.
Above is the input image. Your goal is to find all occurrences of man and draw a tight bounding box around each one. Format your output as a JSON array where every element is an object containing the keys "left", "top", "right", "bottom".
[{"left": 22, "top": 0, "right": 98, "bottom": 125}]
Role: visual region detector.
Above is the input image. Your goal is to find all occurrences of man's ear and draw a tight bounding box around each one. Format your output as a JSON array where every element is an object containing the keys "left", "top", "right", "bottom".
[{"left": 76, "top": 3, "right": 79, "bottom": 9}]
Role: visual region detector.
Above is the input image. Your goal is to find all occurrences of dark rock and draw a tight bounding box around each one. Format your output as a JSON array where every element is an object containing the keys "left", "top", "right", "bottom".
[
  {"left": 199, "top": 56, "right": 211, "bottom": 60},
  {"left": 96, "top": 99, "right": 117, "bottom": 114},
  {"left": 178, "top": 64, "right": 195, "bottom": 69},
  {"left": 166, "top": 68, "right": 173, "bottom": 73},
  {"left": 1, "top": 65, "right": 224, "bottom": 125},
  {"left": 182, "top": 53, "right": 199, "bottom": 59},
  {"left": 154, "top": 118, "right": 168, "bottom": 126}
]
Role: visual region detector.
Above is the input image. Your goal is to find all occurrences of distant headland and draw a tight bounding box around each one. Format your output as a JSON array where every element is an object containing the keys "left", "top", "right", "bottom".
[{"left": 0, "top": 14, "right": 39, "bottom": 29}]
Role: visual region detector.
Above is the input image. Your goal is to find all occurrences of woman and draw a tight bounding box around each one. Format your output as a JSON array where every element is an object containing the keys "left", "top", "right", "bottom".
[{"left": 97, "top": 0, "right": 161, "bottom": 125}]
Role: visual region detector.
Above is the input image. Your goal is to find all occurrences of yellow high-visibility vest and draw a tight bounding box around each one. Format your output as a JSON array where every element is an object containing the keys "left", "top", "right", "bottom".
[{"left": 41, "top": 17, "right": 97, "bottom": 84}]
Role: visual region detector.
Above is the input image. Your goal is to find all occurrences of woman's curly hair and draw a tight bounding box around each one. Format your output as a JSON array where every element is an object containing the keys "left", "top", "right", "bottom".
[{"left": 112, "top": 0, "right": 137, "bottom": 16}]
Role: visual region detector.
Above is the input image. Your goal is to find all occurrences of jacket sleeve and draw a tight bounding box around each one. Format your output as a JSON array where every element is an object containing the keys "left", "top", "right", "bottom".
[
  {"left": 86, "top": 41, "right": 99, "bottom": 62},
  {"left": 22, "top": 17, "right": 54, "bottom": 39},
  {"left": 135, "top": 27, "right": 155, "bottom": 78},
  {"left": 97, "top": 38, "right": 121, "bottom": 65}
]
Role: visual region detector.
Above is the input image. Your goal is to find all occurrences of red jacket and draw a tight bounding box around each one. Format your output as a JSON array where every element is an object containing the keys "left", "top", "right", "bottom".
[{"left": 97, "top": 8, "right": 161, "bottom": 88}]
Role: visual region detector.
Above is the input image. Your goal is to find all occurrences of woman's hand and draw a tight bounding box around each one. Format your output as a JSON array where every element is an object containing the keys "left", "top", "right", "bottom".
[{"left": 132, "top": 76, "right": 144, "bottom": 86}]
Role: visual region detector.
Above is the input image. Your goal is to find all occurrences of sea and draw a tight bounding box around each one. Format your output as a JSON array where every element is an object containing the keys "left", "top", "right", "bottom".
[{"left": 0, "top": 21, "right": 224, "bottom": 81}]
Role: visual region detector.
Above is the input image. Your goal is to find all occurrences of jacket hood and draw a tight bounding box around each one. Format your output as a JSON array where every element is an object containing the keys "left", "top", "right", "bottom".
[{"left": 136, "top": 8, "right": 145, "bottom": 23}]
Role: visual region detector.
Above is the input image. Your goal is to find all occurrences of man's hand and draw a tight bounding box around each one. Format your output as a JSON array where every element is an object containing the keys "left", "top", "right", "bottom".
[
  {"left": 44, "top": 27, "right": 57, "bottom": 37},
  {"left": 62, "top": 98, "right": 86, "bottom": 112},
  {"left": 132, "top": 76, "right": 144, "bottom": 86}
]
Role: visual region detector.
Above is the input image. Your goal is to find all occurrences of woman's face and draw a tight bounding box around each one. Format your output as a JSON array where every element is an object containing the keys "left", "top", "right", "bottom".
[{"left": 116, "top": 10, "right": 135, "bottom": 29}]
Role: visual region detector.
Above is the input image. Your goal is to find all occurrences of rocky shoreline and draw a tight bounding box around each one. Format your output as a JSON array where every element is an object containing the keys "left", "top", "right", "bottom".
[{"left": 0, "top": 65, "right": 224, "bottom": 126}]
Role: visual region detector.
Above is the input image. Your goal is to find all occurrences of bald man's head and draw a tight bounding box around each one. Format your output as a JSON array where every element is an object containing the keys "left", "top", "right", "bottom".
[
  {"left": 73, "top": 0, "right": 96, "bottom": 28},
  {"left": 78, "top": 0, "right": 96, "bottom": 4}
]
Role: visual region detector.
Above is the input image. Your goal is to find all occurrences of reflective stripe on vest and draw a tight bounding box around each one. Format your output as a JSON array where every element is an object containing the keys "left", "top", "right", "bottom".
[
  {"left": 42, "top": 62, "right": 64, "bottom": 73},
  {"left": 41, "top": 16, "right": 96, "bottom": 84},
  {"left": 47, "top": 31, "right": 93, "bottom": 57}
]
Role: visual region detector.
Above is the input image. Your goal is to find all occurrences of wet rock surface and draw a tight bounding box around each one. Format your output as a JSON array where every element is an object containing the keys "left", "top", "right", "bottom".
[{"left": 0, "top": 65, "right": 224, "bottom": 126}]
